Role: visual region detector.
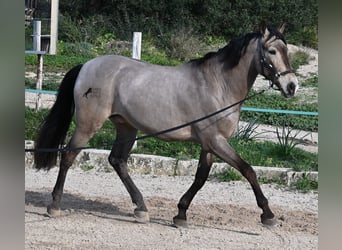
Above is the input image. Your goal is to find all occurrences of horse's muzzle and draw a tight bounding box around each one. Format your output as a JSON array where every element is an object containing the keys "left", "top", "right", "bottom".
[{"left": 286, "top": 81, "right": 298, "bottom": 97}]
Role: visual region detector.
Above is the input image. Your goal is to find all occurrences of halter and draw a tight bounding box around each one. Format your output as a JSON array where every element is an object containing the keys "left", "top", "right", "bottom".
[{"left": 258, "top": 37, "right": 295, "bottom": 90}]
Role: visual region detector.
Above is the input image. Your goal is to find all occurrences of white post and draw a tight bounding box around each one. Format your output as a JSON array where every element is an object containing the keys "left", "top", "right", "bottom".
[
  {"left": 49, "top": 0, "right": 59, "bottom": 55},
  {"left": 132, "top": 32, "right": 142, "bottom": 60},
  {"left": 36, "top": 54, "right": 43, "bottom": 110},
  {"left": 132, "top": 32, "right": 142, "bottom": 149},
  {"left": 33, "top": 21, "right": 41, "bottom": 51},
  {"left": 33, "top": 20, "right": 43, "bottom": 110}
]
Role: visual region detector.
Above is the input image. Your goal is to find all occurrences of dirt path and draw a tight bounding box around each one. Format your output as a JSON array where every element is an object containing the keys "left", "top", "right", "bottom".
[{"left": 25, "top": 167, "right": 318, "bottom": 249}]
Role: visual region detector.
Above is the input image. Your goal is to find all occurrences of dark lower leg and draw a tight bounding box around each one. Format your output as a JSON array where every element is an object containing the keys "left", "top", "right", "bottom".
[
  {"left": 111, "top": 158, "right": 147, "bottom": 212},
  {"left": 48, "top": 151, "right": 78, "bottom": 215},
  {"left": 239, "top": 164, "right": 274, "bottom": 223},
  {"left": 210, "top": 138, "right": 275, "bottom": 225},
  {"left": 109, "top": 124, "right": 148, "bottom": 220},
  {"left": 173, "top": 151, "right": 213, "bottom": 225}
]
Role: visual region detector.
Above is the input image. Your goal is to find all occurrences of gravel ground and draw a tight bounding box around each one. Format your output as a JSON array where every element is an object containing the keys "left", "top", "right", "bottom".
[{"left": 25, "top": 167, "right": 318, "bottom": 249}]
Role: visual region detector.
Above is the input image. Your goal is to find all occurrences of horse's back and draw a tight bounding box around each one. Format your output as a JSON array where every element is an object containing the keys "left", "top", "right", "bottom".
[{"left": 72, "top": 54, "right": 235, "bottom": 141}]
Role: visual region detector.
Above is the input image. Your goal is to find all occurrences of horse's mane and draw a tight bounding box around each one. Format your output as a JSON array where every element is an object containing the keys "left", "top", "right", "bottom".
[{"left": 189, "top": 26, "right": 286, "bottom": 69}]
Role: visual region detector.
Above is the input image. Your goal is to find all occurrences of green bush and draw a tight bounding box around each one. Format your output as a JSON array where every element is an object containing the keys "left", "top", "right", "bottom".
[
  {"left": 293, "top": 175, "right": 318, "bottom": 192},
  {"left": 58, "top": 0, "right": 317, "bottom": 48},
  {"left": 290, "top": 51, "right": 310, "bottom": 71}
]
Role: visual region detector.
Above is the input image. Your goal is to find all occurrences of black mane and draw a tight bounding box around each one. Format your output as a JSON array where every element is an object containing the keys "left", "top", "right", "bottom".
[{"left": 190, "top": 26, "right": 286, "bottom": 69}]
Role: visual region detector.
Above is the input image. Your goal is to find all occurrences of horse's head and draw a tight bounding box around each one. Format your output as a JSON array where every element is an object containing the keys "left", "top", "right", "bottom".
[{"left": 258, "top": 23, "right": 299, "bottom": 98}]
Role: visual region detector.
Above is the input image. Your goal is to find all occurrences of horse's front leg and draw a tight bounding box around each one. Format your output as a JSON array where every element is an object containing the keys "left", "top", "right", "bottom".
[
  {"left": 209, "top": 135, "right": 276, "bottom": 226},
  {"left": 173, "top": 150, "right": 214, "bottom": 227},
  {"left": 108, "top": 123, "right": 150, "bottom": 223}
]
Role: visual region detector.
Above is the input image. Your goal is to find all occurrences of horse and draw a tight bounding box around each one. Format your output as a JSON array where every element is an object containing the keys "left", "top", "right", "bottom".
[{"left": 33, "top": 23, "right": 298, "bottom": 227}]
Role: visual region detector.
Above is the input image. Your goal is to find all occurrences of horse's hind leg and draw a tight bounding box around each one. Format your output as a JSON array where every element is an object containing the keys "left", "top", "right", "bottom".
[
  {"left": 208, "top": 136, "right": 276, "bottom": 226},
  {"left": 47, "top": 149, "right": 78, "bottom": 217},
  {"left": 108, "top": 122, "right": 149, "bottom": 223},
  {"left": 173, "top": 150, "right": 214, "bottom": 227},
  {"left": 47, "top": 127, "right": 99, "bottom": 217}
]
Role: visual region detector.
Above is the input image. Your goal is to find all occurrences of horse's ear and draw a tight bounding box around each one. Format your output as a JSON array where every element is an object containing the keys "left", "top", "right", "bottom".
[
  {"left": 278, "top": 23, "right": 287, "bottom": 34},
  {"left": 259, "top": 21, "right": 267, "bottom": 34},
  {"left": 259, "top": 21, "right": 270, "bottom": 38}
]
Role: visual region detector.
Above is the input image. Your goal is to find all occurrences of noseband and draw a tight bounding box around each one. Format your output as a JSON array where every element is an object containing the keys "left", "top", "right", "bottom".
[{"left": 258, "top": 37, "right": 295, "bottom": 90}]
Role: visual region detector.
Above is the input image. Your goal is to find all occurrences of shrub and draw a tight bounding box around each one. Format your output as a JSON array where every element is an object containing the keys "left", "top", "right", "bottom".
[{"left": 289, "top": 51, "right": 310, "bottom": 71}]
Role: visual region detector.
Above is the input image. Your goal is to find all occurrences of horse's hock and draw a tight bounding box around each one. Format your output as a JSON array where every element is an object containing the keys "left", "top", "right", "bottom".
[{"left": 25, "top": 140, "right": 317, "bottom": 186}]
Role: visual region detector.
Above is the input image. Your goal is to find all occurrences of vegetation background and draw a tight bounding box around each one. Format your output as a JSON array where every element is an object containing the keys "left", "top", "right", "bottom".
[{"left": 26, "top": 0, "right": 318, "bottom": 60}]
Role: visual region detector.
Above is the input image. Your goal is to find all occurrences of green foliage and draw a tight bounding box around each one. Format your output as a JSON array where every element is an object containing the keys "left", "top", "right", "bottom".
[
  {"left": 289, "top": 51, "right": 310, "bottom": 71},
  {"left": 301, "top": 75, "right": 318, "bottom": 88},
  {"left": 229, "top": 139, "right": 317, "bottom": 171},
  {"left": 58, "top": 13, "right": 114, "bottom": 44},
  {"left": 241, "top": 91, "right": 318, "bottom": 132},
  {"left": 215, "top": 168, "right": 242, "bottom": 182},
  {"left": 293, "top": 175, "right": 318, "bottom": 192},
  {"left": 80, "top": 165, "right": 95, "bottom": 171},
  {"left": 275, "top": 125, "right": 309, "bottom": 157},
  {"left": 290, "top": 26, "right": 318, "bottom": 49},
  {"left": 58, "top": 0, "right": 317, "bottom": 48},
  {"left": 25, "top": 53, "right": 93, "bottom": 71},
  {"left": 25, "top": 108, "right": 50, "bottom": 140},
  {"left": 141, "top": 36, "right": 182, "bottom": 66},
  {"left": 132, "top": 138, "right": 202, "bottom": 160},
  {"left": 234, "top": 119, "right": 265, "bottom": 142},
  {"left": 58, "top": 41, "right": 96, "bottom": 57},
  {"left": 163, "top": 28, "right": 207, "bottom": 61}
]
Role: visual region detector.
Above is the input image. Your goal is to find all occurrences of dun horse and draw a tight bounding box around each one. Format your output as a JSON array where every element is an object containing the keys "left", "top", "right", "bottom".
[{"left": 34, "top": 24, "right": 298, "bottom": 227}]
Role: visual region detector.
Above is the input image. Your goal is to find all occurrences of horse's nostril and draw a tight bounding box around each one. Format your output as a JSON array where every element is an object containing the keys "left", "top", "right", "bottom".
[{"left": 287, "top": 82, "right": 296, "bottom": 95}]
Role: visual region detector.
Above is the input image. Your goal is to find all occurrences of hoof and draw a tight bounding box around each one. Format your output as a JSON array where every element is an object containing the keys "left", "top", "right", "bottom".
[
  {"left": 47, "top": 206, "right": 61, "bottom": 217},
  {"left": 173, "top": 216, "right": 188, "bottom": 228},
  {"left": 261, "top": 218, "right": 278, "bottom": 227},
  {"left": 134, "top": 210, "right": 150, "bottom": 223}
]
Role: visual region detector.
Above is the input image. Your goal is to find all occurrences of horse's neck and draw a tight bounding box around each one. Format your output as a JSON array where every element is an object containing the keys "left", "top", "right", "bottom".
[{"left": 222, "top": 42, "right": 259, "bottom": 99}]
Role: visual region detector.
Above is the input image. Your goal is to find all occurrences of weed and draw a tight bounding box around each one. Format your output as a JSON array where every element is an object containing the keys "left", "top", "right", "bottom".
[
  {"left": 258, "top": 176, "right": 286, "bottom": 186},
  {"left": 275, "top": 125, "right": 309, "bottom": 157},
  {"left": 233, "top": 119, "right": 265, "bottom": 142},
  {"left": 215, "top": 168, "right": 242, "bottom": 182},
  {"left": 301, "top": 75, "right": 318, "bottom": 88},
  {"left": 293, "top": 175, "right": 318, "bottom": 192},
  {"left": 80, "top": 165, "right": 94, "bottom": 171}
]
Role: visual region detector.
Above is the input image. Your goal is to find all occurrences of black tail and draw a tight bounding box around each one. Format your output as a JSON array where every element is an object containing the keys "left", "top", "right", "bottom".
[{"left": 34, "top": 64, "right": 83, "bottom": 170}]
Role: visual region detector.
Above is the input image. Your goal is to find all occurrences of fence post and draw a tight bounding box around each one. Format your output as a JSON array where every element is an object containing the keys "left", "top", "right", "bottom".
[
  {"left": 132, "top": 32, "right": 142, "bottom": 60},
  {"left": 35, "top": 54, "right": 43, "bottom": 110},
  {"left": 33, "top": 20, "right": 43, "bottom": 110},
  {"left": 132, "top": 32, "right": 142, "bottom": 149},
  {"left": 33, "top": 21, "right": 41, "bottom": 51}
]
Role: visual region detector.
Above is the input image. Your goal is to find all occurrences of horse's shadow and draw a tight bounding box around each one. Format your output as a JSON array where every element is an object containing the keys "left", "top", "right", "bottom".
[
  {"left": 25, "top": 190, "right": 171, "bottom": 226},
  {"left": 25, "top": 191, "right": 261, "bottom": 236}
]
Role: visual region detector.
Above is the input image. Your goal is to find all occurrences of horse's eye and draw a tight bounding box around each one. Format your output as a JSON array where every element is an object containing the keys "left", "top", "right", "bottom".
[{"left": 268, "top": 49, "right": 276, "bottom": 55}]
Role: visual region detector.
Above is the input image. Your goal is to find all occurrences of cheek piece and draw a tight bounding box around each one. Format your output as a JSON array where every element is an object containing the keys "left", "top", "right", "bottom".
[{"left": 258, "top": 37, "right": 295, "bottom": 91}]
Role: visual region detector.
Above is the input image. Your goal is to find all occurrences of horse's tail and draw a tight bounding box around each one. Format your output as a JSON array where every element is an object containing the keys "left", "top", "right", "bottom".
[{"left": 34, "top": 64, "right": 83, "bottom": 170}]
